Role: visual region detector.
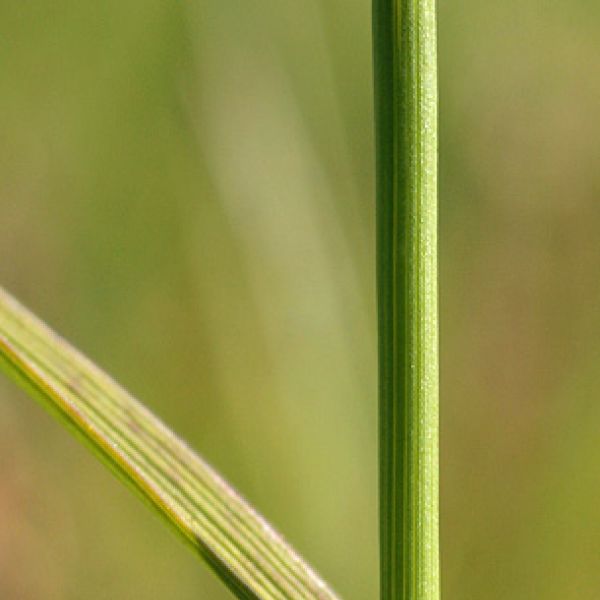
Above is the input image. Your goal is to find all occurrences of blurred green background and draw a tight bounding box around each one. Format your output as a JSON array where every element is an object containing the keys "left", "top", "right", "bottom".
[{"left": 1, "top": 1, "right": 599, "bottom": 598}]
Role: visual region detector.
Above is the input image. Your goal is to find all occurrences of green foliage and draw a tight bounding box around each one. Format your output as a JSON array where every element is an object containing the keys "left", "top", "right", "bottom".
[
  {"left": 0, "top": 287, "right": 339, "bottom": 600},
  {"left": 372, "top": 1, "right": 439, "bottom": 599},
  {"left": 0, "top": 1, "right": 441, "bottom": 598}
]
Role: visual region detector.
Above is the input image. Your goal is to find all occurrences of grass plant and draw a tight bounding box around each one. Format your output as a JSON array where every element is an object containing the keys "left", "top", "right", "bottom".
[
  {"left": 373, "top": 1, "right": 440, "bottom": 599},
  {"left": 0, "top": 1, "right": 439, "bottom": 598},
  {"left": 0, "top": 287, "right": 339, "bottom": 600}
]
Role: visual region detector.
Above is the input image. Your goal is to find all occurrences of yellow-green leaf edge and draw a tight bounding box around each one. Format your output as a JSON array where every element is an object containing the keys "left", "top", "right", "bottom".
[{"left": 0, "top": 287, "right": 339, "bottom": 600}]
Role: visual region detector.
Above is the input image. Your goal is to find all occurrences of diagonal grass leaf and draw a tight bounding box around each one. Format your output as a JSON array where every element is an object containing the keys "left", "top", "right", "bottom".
[{"left": 0, "top": 286, "right": 339, "bottom": 600}]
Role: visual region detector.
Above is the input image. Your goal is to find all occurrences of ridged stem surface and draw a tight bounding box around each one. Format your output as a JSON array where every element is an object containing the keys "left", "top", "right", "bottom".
[{"left": 372, "top": 1, "right": 439, "bottom": 599}]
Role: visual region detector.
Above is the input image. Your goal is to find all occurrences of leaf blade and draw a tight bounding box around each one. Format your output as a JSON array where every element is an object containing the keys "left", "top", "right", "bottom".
[{"left": 0, "top": 287, "right": 338, "bottom": 600}]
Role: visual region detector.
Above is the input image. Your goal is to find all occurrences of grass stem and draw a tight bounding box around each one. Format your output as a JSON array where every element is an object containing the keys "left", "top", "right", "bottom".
[{"left": 372, "top": 1, "right": 439, "bottom": 599}]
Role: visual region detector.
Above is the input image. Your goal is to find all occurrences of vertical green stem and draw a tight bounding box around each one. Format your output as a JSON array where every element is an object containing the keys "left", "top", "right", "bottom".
[{"left": 373, "top": 1, "right": 439, "bottom": 600}]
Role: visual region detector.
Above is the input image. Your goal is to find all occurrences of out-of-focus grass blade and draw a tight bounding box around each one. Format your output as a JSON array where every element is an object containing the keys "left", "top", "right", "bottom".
[{"left": 0, "top": 286, "right": 339, "bottom": 600}]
